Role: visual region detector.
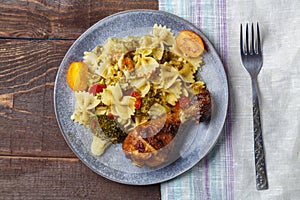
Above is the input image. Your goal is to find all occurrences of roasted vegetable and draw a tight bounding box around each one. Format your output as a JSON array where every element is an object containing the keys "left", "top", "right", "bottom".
[
  {"left": 66, "top": 62, "right": 88, "bottom": 91},
  {"left": 96, "top": 115, "right": 127, "bottom": 143},
  {"left": 130, "top": 91, "right": 142, "bottom": 110},
  {"left": 88, "top": 83, "right": 106, "bottom": 96},
  {"left": 175, "top": 30, "right": 205, "bottom": 58}
]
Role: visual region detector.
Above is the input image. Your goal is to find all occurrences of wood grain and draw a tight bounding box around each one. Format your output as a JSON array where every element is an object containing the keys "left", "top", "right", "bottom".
[
  {"left": 0, "top": 156, "right": 161, "bottom": 200},
  {"left": 0, "top": 0, "right": 161, "bottom": 199},
  {"left": 0, "top": 39, "right": 75, "bottom": 157},
  {"left": 0, "top": 0, "right": 158, "bottom": 39}
]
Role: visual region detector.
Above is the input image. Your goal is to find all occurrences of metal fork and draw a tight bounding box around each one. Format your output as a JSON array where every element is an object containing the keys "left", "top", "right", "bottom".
[{"left": 240, "top": 23, "right": 268, "bottom": 190}]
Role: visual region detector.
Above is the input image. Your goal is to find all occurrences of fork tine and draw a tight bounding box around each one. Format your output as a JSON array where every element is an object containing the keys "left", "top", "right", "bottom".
[
  {"left": 246, "top": 23, "right": 250, "bottom": 55},
  {"left": 240, "top": 24, "right": 244, "bottom": 55},
  {"left": 257, "top": 23, "right": 262, "bottom": 54},
  {"left": 251, "top": 23, "right": 255, "bottom": 54}
]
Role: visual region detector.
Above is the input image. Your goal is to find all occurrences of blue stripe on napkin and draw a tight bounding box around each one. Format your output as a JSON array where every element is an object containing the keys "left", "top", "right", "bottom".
[{"left": 159, "top": 0, "right": 234, "bottom": 199}]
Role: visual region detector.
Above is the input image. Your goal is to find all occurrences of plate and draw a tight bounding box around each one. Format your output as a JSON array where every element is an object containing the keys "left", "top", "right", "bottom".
[{"left": 54, "top": 9, "right": 228, "bottom": 185}]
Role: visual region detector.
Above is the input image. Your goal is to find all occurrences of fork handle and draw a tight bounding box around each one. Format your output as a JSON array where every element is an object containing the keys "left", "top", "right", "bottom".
[{"left": 252, "top": 80, "right": 268, "bottom": 190}]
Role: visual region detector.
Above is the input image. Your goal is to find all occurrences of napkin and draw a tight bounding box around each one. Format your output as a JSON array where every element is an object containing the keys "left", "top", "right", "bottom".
[{"left": 159, "top": 0, "right": 300, "bottom": 199}]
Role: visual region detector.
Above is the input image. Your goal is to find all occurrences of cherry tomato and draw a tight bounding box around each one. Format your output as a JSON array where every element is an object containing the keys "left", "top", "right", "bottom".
[
  {"left": 131, "top": 91, "right": 142, "bottom": 110},
  {"left": 130, "top": 91, "right": 141, "bottom": 98},
  {"left": 89, "top": 84, "right": 106, "bottom": 95},
  {"left": 107, "top": 113, "right": 115, "bottom": 119},
  {"left": 134, "top": 99, "right": 142, "bottom": 110}
]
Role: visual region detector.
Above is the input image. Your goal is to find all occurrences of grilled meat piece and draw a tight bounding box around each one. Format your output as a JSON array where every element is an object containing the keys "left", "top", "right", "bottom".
[
  {"left": 182, "top": 87, "right": 212, "bottom": 122},
  {"left": 122, "top": 87, "right": 212, "bottom": 167},
  {"left": 122, "top": 113, "right": 180, "bottom": 167},
  {"left": 196, "top": 87, "right": 212, "bottom": 121}
]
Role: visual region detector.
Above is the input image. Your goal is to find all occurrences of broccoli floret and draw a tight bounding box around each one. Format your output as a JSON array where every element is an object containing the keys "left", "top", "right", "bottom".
[{"left": 96, "top": 115, "right": 127, "bottom": 143}]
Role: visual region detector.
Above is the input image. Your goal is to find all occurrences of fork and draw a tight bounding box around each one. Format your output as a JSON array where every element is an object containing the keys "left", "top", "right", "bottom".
[{"left": 240, "top": 23, "right": 268, "bottom": 190}]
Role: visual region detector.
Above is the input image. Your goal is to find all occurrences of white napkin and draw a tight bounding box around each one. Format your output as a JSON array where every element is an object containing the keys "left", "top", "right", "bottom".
[{"left": 159, "top": 0, "right": 300, "bottom": 199}]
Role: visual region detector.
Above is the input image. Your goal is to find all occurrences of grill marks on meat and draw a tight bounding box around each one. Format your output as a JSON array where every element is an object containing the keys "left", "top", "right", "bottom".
[
  {"left": 122, "top": 87, "right": 211, "bottom": 167},
  {"left": 183, "top": 87, "right": 212, "bottom": 122},
  {"left": 143, "top": 113, "right": 180, "bottom": 150},
  {"left": 122, "top": 113, "right": 180, "bottom": 167}
]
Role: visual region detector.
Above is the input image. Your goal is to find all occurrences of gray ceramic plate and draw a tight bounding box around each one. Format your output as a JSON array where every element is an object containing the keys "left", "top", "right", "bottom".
[{"left": 54, "top": 10, "right": 228, "bottom": 185}]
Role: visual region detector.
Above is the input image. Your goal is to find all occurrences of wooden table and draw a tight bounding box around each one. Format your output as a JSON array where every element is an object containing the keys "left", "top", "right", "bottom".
[{"left": 0, "top": 1, "right": 161, "bottom": 199}]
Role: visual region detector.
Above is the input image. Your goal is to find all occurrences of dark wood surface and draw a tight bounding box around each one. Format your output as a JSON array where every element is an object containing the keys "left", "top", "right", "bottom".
[{"left": 0, "top": 1, "right": 160, "bottom": 199}]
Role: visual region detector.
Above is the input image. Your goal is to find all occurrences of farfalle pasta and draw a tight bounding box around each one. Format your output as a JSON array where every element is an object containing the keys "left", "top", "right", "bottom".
[
  {"left": 71, "top": 91, "right": 101, "bottom": 126},
  {"left": 152, "top": 24, "right": 175, "bottom": 47},
  {"left": 100, "top": 83, "right": 136, "bottom": 120},
  {"left": 133, "top": 48, "right": 160, "bottom": 76},
  {"left": 68, "top": 24, "right": 208, "bottom": 157}
]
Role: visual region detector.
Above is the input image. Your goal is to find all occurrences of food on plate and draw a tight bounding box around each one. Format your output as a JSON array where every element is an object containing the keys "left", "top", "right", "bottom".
[
  {"left": 66, "top": 24, "right": 211, "bottom": 167},
  {"left": 66, "top": 61, "right": 88, "bottom": 91},
  {"left": 96, "top": 114, "right": 127, "bottom": 143},
  {"left": 175, "top": 30, "right": 205, "bottom": 58},
  {"left": 122, "top": 112, "right": 181, "bottom": 167}
]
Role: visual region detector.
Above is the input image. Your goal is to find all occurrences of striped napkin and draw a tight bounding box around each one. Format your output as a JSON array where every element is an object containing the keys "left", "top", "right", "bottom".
[
  {"left": 159, "top": 0, "right": 300, "bottom": 199},
  {"left": 160, "top": 1, "right": 233, "bottom": 199}
]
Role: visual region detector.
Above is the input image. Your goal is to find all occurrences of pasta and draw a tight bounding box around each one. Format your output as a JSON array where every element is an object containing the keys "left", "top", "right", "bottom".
[
  {"left": 133, "top": 48, "right": 160, "bottom": 77},
  {"left": 71, "top": 91, "right": 100, "bottom": 126},
  {"left": 100, "top": 83, "right": 136, "bottom": 120},
  {"left": 152, "top": 24, "right": 175, "bottom": 47}
]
